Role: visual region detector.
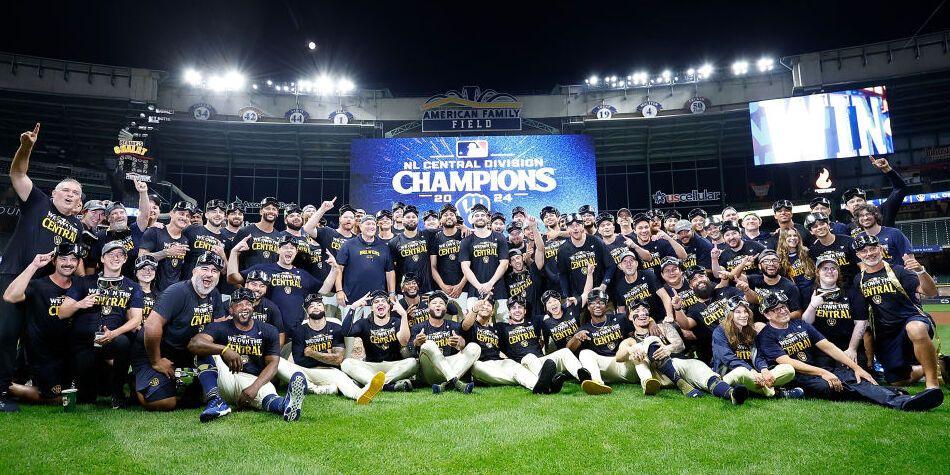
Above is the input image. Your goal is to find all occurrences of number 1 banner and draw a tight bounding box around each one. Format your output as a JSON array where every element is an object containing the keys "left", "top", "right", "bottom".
[{"left": 349, "top": 135, "right": 598, "bottom": 224}]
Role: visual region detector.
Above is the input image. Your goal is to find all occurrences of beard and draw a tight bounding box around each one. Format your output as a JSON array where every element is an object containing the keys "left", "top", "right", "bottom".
[
  {"left": 191, "top": 274, "right": 218, "bottom": 295},
  {"left": 286, "top": 221, "right": 302, "bottom": 231},
  {"left": 762, "top": 267, "right": 779, "bottom": 278},
  {"left": 262, "top": 213, "right": 277, "bottom": 223},
  {"left": 308, "top": 311, "right": 326, "bottom": 320},
  {"left": 693, "top": 281, "right": 713, "bottom": 299},
  {"left": 429, "top": 309, "right": 445, "bottom": 319},
  {"left": 404, "top": 221, "right": 417, "bottom": 231},
  {"left": 404, "top": 289, "right": 418, "bottom": 298},
  {"left": 228, "top": 217, "right": 243, "bottom": 227}
]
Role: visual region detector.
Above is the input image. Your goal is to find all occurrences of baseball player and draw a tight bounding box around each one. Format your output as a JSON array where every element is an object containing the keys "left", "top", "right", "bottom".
[
  {"left": 616, "top": 299, "right": 749, "bottom": 404},
  {"left": 276, "top": 294, "right": 386, "bottom": 404},
  {"left": 188, "top": 288, "right": 307, "bottom": 421},
  {"left": 341, "top": 290, "right": 418, "bottom": 392},
  {"left": 410, "top": 291, "right": 482, "bottom": 394},
  {"left": 573, "top": 289, "right": 634, "bottom": 395},
  {"left": 463, "top": 295, "right": 559, "bottom": 394}
]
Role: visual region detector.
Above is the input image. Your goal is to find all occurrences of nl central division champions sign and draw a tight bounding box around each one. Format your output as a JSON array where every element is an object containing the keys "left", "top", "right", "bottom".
[{"left": 349, "top": 135, "right": 597, "bottom": 224}]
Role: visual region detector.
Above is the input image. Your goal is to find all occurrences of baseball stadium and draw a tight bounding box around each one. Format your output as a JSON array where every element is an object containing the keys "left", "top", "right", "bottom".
[{"left": 1, "top": 1, "right": 949, "bottom": 473}]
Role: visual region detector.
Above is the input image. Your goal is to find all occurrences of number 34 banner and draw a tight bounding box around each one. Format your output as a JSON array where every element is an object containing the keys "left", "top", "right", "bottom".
[{"left": 349, "top": 135, "right": 598, "bottom": 224}]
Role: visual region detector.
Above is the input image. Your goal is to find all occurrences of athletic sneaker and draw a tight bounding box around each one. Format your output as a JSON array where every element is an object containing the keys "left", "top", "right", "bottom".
[
  {"left": 0, "top": 394, "right": 20, "bottom": 413},
  {"left": 900, "top": 388, "right": 944, "bottom": 412},
  {"left": 577, "top": 368, "right": 592, "bottom": 383},
  {"left": 642, "top": 378, "right": 661, "bottom": 396},
  {"left": 357, "top": 372, "right": 386, "bottom": 405},
  {"left": 111, "top": 396, "right": 128, "bottom": 410},
  {"left": 199, "top": 397, "right": 232, "bottom": 423},
  {"left": 392, "top": 379, "right": 414, "bottom": 392},
  {"left": 777, "top": 387, "right": 805, "bottom": 399},
  {"left": 453, "top": 378, "right": 475, "bottom": 394},
  {"left": 729, "top": 385, "right": 749, "bottom": 406},
  {"left": 432, "top": 378, "right": 454, "bottom": 394},
  {"left": 685, "top": 388, "right": 704, "bottom": 398},
  {"left": 675, "top": 378, "right": 697, "bottom": 396},
  {"left": 548, "top": 372, "right": 568, "bottom": 394},
  {"left": 533, "top": 360, "right": 556, "bottom": 394},
  {"left": 581, "top": 380, "right": 612, "bottom": 395},
  {"left": 283, "top": 372, "right": 308, "bottom": 422}
]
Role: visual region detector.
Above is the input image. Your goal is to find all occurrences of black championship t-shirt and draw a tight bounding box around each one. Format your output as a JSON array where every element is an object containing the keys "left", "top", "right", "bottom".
[
  {"left": 148, "top": 280, "right": 225, "bottom": 353},
  {"left": 0, "top": 186, "right": 81, "bottom": 277},
  {"left": 140, "top": 226, "right": 189, "bottom": 291},
  {"left": 497, "top": 317, "right": 545, "bottom": 361},
  {"left": 540, "top": 304, "right": 582, "bottom": 350},
  {"left": 578, "top": 313, "right": 634, "bottom": 357},
  {"left": 231, "top": 224, "right": 281, "bottom": 271},
  {"left": 389, "top": 231, "right": 433, "bottom": 292},
  {"left": 292, "top": 321, "right": 344, "bottom": 369},
  {"left": 808, "top": 234, "right": 858, "bottom": 289},
  {"left": 718, "top": 240, "right": 766, "bottom": 274},
  {"left": 410, "top": 319, "right": 462, "bottom": 357},
  {"left": 854, "top": 265, "right": 924, "bottom": 338},
  {"left": 465, "top": 320, "right": 501, "bottom": 361},
  {"left": 346, "top": 313, "right": 404, "bottom": 362},
  {"left": 66, "top": 275, "right": 143, "bottom": 333},
  {"left": 459, "top": 232, "right": 509, "bottom": 297},
  {"left": 429, "top": 229, "right": 464, "bottom": 286},
  {"left": 203, "top": 320, "right": 280, "bottom": 376},
  {"left": 23, "top": 276, "right": 73, "bottom": 344}
]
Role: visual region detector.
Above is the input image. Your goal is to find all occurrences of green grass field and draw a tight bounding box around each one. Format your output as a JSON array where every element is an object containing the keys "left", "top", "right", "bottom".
[{"left": 2, "top": 327, "right": 949, "bottom": 474}]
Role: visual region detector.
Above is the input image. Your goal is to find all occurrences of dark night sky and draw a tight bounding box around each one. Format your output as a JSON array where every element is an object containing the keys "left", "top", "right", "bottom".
[{"left": 2, "top": 0, "right": 949, "bottom": 95}]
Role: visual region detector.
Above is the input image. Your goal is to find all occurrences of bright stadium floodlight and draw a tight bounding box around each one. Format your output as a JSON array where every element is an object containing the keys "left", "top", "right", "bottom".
[
  {"left": 266, "top": 79, "right": 273, "bottom": 86},
  {"left": 635, "top": 71, "right": 648, "bottom": 85},
  {"left": 588, "top": 75, "right": 599, "bottom": 86},
  {"left": 315, "top": 75, "right": 334, "bottom": 95},
  {"left": 337, "top": 78, "right": 355, "bottom": 94},
  {"left": 757, "top": 57, "right": 775, "bottom": 72},
  {"left": 662, "top": 70, "right": 672, "bottom": 81},
  {"left": 732, "top": 60, "right": 749, "bottom": 76},
  {"left": 183, "top": 68, "right": 202, "bottom": 86},
  {"left": 698, "top": 63, "right": 713, "bottom": 79},
  {"left": 223, "top": 71, "right": 245, "bottom": 91},
  {"left": 206, "top": 74, "right": 226, "bottom": 92},
  {"left": 686, "top": 67, "right": 695, "bottom": 76},
  {"left": 308, "top": 41, "right": 317, "bottom": 51},
  {"left": 252, "top": 84, "right": 258, "bottom": 90}
]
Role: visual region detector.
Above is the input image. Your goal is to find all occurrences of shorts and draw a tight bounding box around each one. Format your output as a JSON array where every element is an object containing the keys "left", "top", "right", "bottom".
[
  {"left": 876, "top": 316, "right": 933, "bottom": 383},
  {"left": 131, "top": 349, "right": 195, "bottom": 403}
]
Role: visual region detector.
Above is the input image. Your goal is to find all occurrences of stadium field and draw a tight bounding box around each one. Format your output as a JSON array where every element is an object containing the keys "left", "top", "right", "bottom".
[{"left": 1, "top": 325, "right": 948, "bottom": 474}]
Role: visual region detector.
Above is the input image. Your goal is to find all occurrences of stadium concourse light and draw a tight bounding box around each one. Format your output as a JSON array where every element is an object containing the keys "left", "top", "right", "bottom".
[
  {"left": 757, "top": 57, "right": 775, "bottom": 72},
  {"left": 732, "top": 60, "right": 749, "bottom": 76}
]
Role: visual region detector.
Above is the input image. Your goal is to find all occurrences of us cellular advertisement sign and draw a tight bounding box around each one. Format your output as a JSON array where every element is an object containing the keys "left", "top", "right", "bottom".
[{"left": 349, "top": 135, "right": 597, "bottom": 224}]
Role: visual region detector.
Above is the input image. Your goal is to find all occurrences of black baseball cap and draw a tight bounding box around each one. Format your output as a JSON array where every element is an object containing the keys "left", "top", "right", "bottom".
[
  {"left": 259, "top": 197, "right": 280, "bottom": 209},
  {"left": 245, "top": 270, "right": 270, "bottom": 283},
  {"left": 491, "top": 212, "right": 506, "bottom": 223},
  {"left": 205, "top": 199, "right": 227, "bottom": 212},
  {"left": 278, "top": 235, "right": 298, "bottom": 248},
  {"left": 772, "top": 200, "right": 794, "bottom": 211},
  {"left": 564, "top": 213, "right": 583, "bottom": 225},
  {"left": 595, "top": 212, "right": 614, "bottom": 226},
  {"left": 506, "top": 221, "right": 523, "bottom": 234},
  {"left": 719, "top": 221, "right": 741, "bottom": 235},
  {"left": 283, "top": 204, "right": 302, "bottom": 216},
  {"left": 511, "top": 206, "right": 527, "bottom": 218},
  {"left": 586, "top": 289, "right": 609, "bottom": 304},
  {"left": 815, "top": 252, "right": 840, "bottom": 268},
  {"left": 508, "top": 295, "right": 528, "bottom": 309},
  {"left": 304, "top": 293, "right": 325, "bottom": 309},
  {"left": 660, "top": 256, "right": 682, "bottom": 271},
  {"left": 578, "top": 204, "right": 595, "bottom": 216},
  {"left": 632, "top": 212, "right": 651, "bottom": 225},
  {"left": 439, "top": 203, "right": 458, "bottom": 216},
  {"left": 541, "top": 290, "right": 562, "bottom": 305},
  {"left": 226, "top": 202, "right": 243, "bottom": 214},
  {"left": 665, "top": 210, "right": 682, "bottom": 220},
  {"left": 470, "top": 203, "right": 489, "bottom": 214},
  {"left": 617, "top": 207, "right": 632, "bottom": 218},
  {"left": 428, "top": 290, "right": 450, "bottom": 305},
  {"left": 401, "top": 272, "right": 420, "bottom": 286},
  {"left": 423, "top": 209, "right": 438, "bottom": 221},
  {"left": 684, "top": 265, "right": 706, "bottom": 281},
  {"left": 508, "top": 248, "right": 523, "bottom": 259},
  {"left": 230, "top": 288, "right": 256, "bottom": 304},
  {"left": 171, "top": 201, "right": 197, "bottom": 213},
  {"left": 804, "top": 212, "right": 829, "bottom": 229},
  {"left": 402, "top": 205, "right": 419, "bottom": 217},
  {"left": 851, "top": 233, "right": 880, "bottom": 251},
  {"left": 391, "top": 201, "right": 406, "bottom": 211},
  {"left": 759, "top": 291, "right": 789, "bottom": 313},
  {"left": 195, "top": 251, "right": 224, "bottom": 270},
  {"left": 688, "top": 208, "right": 707, "bottom": 219},
  {"left": 375, "top": 209, "right": 393, "bottom": 220},
  {"left": 54, "top": 243, "right": 84, "bottom": 258},
  {"left": 842, "top": 188, "right": 867, "bottom": 203},
  {"left": 809, "top": 197, "right": 832, "bottom": 209}
]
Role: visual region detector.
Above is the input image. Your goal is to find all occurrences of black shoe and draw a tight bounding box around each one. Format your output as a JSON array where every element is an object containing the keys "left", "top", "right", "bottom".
[
  {"left": 533, "top": 360, "right": 556, "bottom": 394},
  {"left": 730, "top": 385, "right": 749, "bottom": 406},
  {"left": 111, "top": 396, "right": 128, "bottom": 410},
  {"left": 0, "top": 393, "right": 19, "bottom": 413},
  {"left": 549, "top": 372, "right": 568, "bottom": 394},
  {"left": 901, "top": 388, "right": 944, "bottom": 412},
  {"left": 577, "top": 368, "right": 592, "bottom": 383}
]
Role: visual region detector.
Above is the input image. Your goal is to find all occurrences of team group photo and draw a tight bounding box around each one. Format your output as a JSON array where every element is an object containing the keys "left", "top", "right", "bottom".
[{"left": 1, "top": 0, "right": 949, "bottom": 473}]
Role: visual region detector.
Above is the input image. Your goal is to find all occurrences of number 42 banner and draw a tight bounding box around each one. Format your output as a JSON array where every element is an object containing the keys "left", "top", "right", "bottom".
[{"left": 349, "top": 135, "right": 598, "bottom": 224}]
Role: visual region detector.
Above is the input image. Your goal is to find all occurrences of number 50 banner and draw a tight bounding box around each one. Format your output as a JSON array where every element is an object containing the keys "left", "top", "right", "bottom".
[{"left": 349, "top": 135, "right": 598, "bottom": 224}]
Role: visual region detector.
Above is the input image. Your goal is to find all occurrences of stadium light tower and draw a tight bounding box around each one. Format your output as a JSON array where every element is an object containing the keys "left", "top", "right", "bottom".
[
  {"left": 757, "top": 57, "right": 775, "bottom": 72},
  {"left": 732, "top": 60, "right": 749, "bottom": 76},
  {"left": 698, "top": 63, "right": 713, "bottom": 79}
]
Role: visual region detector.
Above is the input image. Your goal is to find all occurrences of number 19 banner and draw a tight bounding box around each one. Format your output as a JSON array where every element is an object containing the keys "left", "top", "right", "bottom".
[{"left": 349, "top": 135, "right": 598, "bottom": 224}]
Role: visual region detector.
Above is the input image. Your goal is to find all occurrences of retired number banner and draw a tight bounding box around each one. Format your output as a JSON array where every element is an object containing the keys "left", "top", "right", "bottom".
[{"left": 350, "top": 135, "right": 597, "bottom": 224}]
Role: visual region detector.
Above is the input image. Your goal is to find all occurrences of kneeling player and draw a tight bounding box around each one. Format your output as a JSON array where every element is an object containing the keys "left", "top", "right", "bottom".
[
  {"left": 616, "top": 300, "right": 749, "bottom": 404},
  {"left": 712, "top": 298, "right": 801, "bottom": 398},
  {"left": 188, "top": 289, "right": 307, "bottom": 421},
  {"left": 463, "top": 295, "right": 558, "bottom": 394},
  {"left": 341, "top": 291, "right": 418, "bottom": 392},
  {"left": 277, "top": 294, "right": 386, "bottom": 404},
  {"left": 411, "top": 293, "right": 481, "bottom": 394},
  {"left": 756, "top": 292, "right": 942, "bottom": 411}
]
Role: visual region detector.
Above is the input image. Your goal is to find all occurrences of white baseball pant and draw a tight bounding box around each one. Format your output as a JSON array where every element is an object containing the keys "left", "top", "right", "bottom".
[
  {"left": 213, "top": 355, "right": 277, "bottom": 409},
  {"left": 341, "top": 357, "right": 418, "bottom": 385},
  {"left": 418, "top": 341, "right": 481, "bottom": 384}
]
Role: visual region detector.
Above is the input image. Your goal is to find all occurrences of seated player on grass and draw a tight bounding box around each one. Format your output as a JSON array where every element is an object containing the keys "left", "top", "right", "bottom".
[
  {"left": 276, "top": 294, "right": 386, "bottom": 404},
  {"left": 341, "top": 290, "right": 418, "bottom": 392},
  {"left": 463, "top": 295, "right": 559, "bottom": 394},
  {"left": 756, "top": 291, "right": 943, "bottom": 411},
  {"left": 712, "top": 297, "right": 802, "bottom": 399},
  {"left": 615, "top": 299, "right": 749, "bottom": 405},
  {"left": 188, "top": 288, "right": 307, "bottom": 422},
  {"left": 573, "top": 289, "right": 635, "bottom": 396},
  {"left": 410, "top": 291, "right": 482, "bottom": 394}
]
